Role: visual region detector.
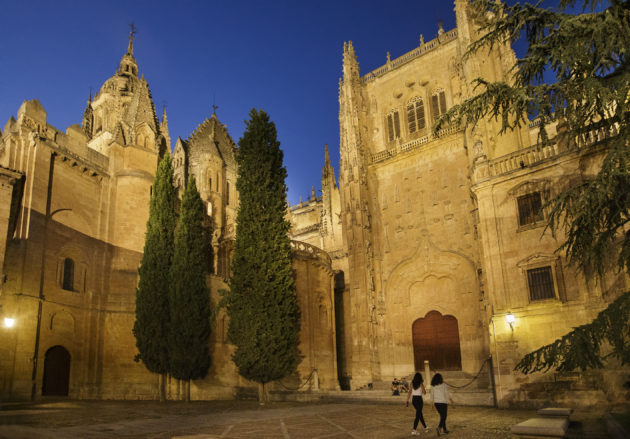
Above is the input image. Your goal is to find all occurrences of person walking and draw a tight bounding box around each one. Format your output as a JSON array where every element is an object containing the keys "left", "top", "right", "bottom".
[
  {"left": 406, "top": 372, "right": 429, "bottom": 435},
  {"left": 431, "top": 373, "right": 454, "bottom": 435}
]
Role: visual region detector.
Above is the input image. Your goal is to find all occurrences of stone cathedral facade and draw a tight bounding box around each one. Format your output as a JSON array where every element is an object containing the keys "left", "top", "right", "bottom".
[
  {"left": 289, "top": 0, "right": 627, "bottom": 406},
  {"left": 0, "top": 1, "right": 627, "bottom": 406}
]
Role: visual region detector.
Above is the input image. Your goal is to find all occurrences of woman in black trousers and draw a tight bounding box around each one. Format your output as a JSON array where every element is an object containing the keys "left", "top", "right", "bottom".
[{"left": 406, "top": 373, "right": 429, "bottom": 435}]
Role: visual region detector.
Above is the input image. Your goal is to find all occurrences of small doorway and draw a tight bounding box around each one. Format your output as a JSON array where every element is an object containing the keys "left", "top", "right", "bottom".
[
  {"left": 42, "top": 345, "right": 70, "bottom": 396},
  {"left": 412, "top": 311, "right": 461, "bottom": 371}
]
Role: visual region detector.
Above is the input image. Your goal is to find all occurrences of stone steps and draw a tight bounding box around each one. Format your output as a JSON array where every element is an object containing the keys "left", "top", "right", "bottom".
[
  {"left": 273, "top": 388, "right": 496, "bottom": 407},
  {"left": 509, "top": 389, "right": 608, "bottom": 409}
]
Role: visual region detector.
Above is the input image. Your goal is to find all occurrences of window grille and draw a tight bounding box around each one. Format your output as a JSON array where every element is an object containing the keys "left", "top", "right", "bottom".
[
  {"left": 407, "top": 98, "right": 426, "bottom": 134},
  {"left": 432, "top": 89, "right": 447, "bottom": 121},
  {"left": 62, "top": 258, "right": 74, "bottom": 291},
  {"left": 517, "top": 192, "right": 544, "bottom": 226},
  {"left": 527, "top": 266, "right": 555, "bottom": 301},
  {"left": 387, "top": 110, "right": 401, "bottom": 141}
]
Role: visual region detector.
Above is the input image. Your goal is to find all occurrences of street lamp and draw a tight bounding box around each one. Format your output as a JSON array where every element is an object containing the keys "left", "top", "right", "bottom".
[
  {"left": 505, "top": 313, "right": 516, "bottom": 331},
  {"left": 3, "top": 317, "right": 16, "bottom": 328}
]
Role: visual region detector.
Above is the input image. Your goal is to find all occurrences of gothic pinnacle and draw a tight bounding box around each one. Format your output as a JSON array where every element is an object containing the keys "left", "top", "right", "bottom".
[{"left": 127, "top": 22, "right": 137, "bottom": 56}]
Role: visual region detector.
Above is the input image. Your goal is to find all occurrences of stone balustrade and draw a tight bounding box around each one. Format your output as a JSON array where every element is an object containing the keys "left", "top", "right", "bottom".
[
  {"left": 290, "top": 240, "right": 332, "bottom": 272},
  {"left": 370, "top": 125, "right": 463, "bottom": 164},
  {"left": 362, "top": 29, "right": 458, "bottom": 83},
  {"left": 486, "top": 124, "right": 618, "bottom": 178},
  {"left": 487, "top": 142, "right": 561, "bottom": 176}
]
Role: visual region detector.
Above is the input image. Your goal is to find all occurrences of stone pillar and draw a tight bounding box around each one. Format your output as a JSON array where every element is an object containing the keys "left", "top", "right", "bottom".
[{"left": 424, "top": 360, "right": 432, "bottom": 389}]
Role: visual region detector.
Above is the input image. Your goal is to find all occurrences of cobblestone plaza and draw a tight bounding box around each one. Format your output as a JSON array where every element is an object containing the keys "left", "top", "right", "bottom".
[{"left": 0, "top": 400, "right": 612, "bottom": 438}]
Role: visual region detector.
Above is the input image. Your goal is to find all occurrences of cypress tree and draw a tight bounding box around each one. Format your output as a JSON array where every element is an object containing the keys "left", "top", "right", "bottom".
[
  {"left": 224, "top": 109, "right": 301, "bottom": 402},
  {"left": 168, "top": 176, "right": 212, "bottom": 401},
  {"left": 133, "top": 154, "right": 177, "bottom": 401}
]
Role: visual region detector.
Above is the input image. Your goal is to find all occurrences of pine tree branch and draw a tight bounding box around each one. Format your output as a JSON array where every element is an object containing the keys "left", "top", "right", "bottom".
[{"left": 515, "top": 290, "right": 630, "bottom": 374}]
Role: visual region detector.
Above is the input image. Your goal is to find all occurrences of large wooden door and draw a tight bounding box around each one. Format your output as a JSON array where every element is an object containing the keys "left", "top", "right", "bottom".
[
  {"left": 42, "top": 345, "right": 70, "bottom": 396},
  {"left": 412, "top": 311, "right": 461, "bottom": 371}
]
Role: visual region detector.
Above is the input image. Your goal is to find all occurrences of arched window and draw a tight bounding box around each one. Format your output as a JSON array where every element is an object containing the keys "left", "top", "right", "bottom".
[
  {"left": 407, "top": 97, "right": 426, "bottom": 134},
  {"left": 62, "top": 258, "right": 74, "bottom": 291},
  {"left": 432, "top": 89, "right": 447, "bottom": 121},
  {"left": 208, "top": 176, "right": 212, "bottom": 192},
  {"left": 386, "top": 109, "right": 401, "bottom": 142}
]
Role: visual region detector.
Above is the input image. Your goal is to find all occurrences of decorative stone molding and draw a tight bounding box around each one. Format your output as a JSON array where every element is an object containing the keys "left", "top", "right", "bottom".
[
  {"left": 370, "top": 125, "right": 463, "bottom": 164},
  {"left": 290, "top": 240, "right": 333, "bottom": 275},
  {"left": 362, "top": 29, "right": 458, "bottom": 83}
]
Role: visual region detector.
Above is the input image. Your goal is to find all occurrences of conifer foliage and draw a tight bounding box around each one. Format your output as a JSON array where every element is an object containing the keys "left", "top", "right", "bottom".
[
  {"left": 134, "top": 155, "right": 177, "bottom": 377},
  {"left": 515, "top": 291, "right": 630, "bottom": 373},
  {"left": 168, "top": 176, "right": 212, "bottom": 388},
  {"left": 437, "top": 0, "right": 630, "bottom": 373},
  {"left": 437, "top": 0, "right": 630, "bottom": 276},
  {"left": 224, "top": 109, "right": 301, "bottom": 400}
]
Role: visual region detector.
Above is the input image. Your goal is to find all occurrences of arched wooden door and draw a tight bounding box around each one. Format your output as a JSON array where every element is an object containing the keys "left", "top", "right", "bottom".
[
  {"left": 412, "top": 311, "right": 461, "bottom": 371},
  {"left": 42, "top": 345, "right": 70, "bottom": 396}
]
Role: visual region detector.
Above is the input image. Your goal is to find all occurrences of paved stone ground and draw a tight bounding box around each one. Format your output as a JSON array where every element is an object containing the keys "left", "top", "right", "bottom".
[{"left": 0, "top": 400, "right": 612, "bottom": 438}]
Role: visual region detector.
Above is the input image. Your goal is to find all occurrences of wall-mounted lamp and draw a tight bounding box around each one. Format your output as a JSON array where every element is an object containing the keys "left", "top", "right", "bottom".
[
  {"left": 505, "top": 313, "right": 516, "bottom": 331},
  {"left": 3, "top": 317, "right": 16, "bottom": 328}
]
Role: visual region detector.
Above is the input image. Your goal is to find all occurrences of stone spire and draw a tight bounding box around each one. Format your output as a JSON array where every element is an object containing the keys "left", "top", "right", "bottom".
[
  {"left": 322, "top": 144, "right": 335, "bottom": 184},
  {"left": 160, "top": 106, "right": 171, "bottom": 152},
  {"left": 88, "top": 28, "right": 158, "bottom": 155},
  {"left": 82, "top": 90, "right": 93, "bottom": 138},
  {"left": 127, "top": 23, "right": 136, "bottom": 56},
  {"left": 342, "top": 41, "right": 360, "bottom": 81},
  {"left": 118, "top": 24, "right": 138, "bottom": 78}
]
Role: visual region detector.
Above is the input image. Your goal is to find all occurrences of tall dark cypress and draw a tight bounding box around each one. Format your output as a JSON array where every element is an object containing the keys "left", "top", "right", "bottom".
[
  {"left": 169, "top": 176, "right": 211, "bottom": 400},
  {"left": 133, "top": 154, "right": 177, "bottom": 400},
  {"left": 224, "top": 109, "right": 301, "bottom": 402}
]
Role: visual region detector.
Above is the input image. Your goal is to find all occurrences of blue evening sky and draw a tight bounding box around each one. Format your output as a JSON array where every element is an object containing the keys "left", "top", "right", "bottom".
[{"left": 0, "top": 0, "right": 561, "bottom": 205}]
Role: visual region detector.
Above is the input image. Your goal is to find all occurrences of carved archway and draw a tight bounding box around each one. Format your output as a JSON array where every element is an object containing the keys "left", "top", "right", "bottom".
[
  {"left": 412, "top": 311, "right": 461, "bottom": 371},
  {"left": 42, "top": 345, "right": 71, "bottom": 396}
]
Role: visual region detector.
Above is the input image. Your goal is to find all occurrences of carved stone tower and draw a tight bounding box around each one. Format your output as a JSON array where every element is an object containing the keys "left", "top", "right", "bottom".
[{"left": 338, "top": 41, "right": 378, "bottom": 388}]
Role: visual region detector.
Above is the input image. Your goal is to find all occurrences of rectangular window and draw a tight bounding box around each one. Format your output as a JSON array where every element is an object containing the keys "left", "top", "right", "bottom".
[
  {"left": 387, "top": 111, "right": 401, "bottom": 141},
  {"left": 416, "top": 103, "right": 426, "bottom": 130},
  {"left": 432, "top": 95, "right": 440, "bottom": 121},
  {"left": 527, "top": 266, "right": 555, "bottom": 301},
  {"left": 62, "top": 258, "right": 74, "bottom": 291},
  {"left": 439, "top": 91, "right": 447, "bottom": 115},
  {"left": 408, "top": 101, "right": 426, "bottom": 134},
  {"left": 387, "top": 114, "right": 394, "bottom": 141},
  {"left": 226, "top": 182, "right": 230, "bottom": 205},
  {"left": 407, "top": 105, "right": 416, "bottom": 133},
  {"left": 517, "top": 192, "right": 544, "bottom": 226},
  {"left": 432, "top": 91, "right": 447, "bottom": 121}
]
